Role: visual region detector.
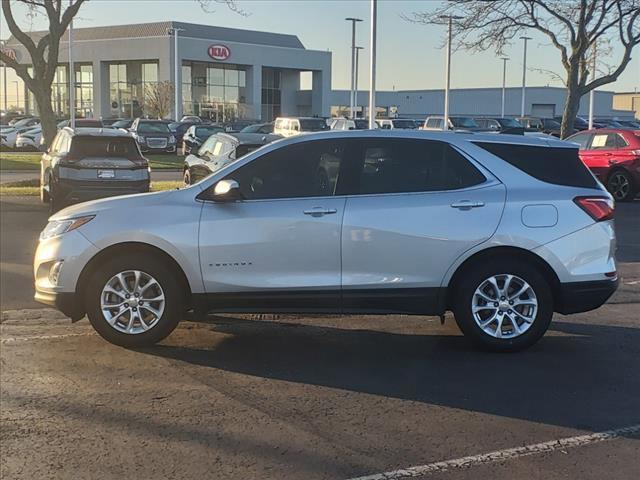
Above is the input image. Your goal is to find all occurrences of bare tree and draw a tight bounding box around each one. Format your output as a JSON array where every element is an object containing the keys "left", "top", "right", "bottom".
[
  {"left": 405, "top": 0, "right": 640, "bottom": 138},
  {"left": 1, "top": 0, "right": 88, "bottom": 147},
  {"left": 144, "top": 81, "right": 174, "bottom": 119}
]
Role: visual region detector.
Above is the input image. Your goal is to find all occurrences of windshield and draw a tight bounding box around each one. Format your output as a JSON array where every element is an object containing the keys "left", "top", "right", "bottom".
[
  {"left": 111, "top": 120, "right": 131, "bottom": 128},
  {"left": 195, "top": 126, "right": 224, "bottom": 138},
  {"left": 392, "top": 119, "right": 416, "bottom": 129},
  {"left": 240, "top": 124, "right": 263, "bottom": 133},
  {"left": 498, "top": 118, "right": 522, "bottom": 128},
  {"left": 299, "top": 119, "right": 329, "bottom": 131},
  {"left": 451, "top": 117, "right": 479, "bottom": 128},
  {"left": 353, "top": 119, "right": 369, "bottom": 129},
  {"left": 137, "top": 122, "right": 170, "bottom": 134}
]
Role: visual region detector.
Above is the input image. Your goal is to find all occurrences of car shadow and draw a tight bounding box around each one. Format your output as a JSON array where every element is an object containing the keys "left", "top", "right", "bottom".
[{"left": 139, "top": 315, "right": 640, "bottom": 435}]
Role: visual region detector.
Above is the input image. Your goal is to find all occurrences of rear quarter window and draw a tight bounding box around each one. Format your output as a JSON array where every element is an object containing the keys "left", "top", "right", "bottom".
[{"left": 474, "top": 142, "right": 598, "bottom": 188}]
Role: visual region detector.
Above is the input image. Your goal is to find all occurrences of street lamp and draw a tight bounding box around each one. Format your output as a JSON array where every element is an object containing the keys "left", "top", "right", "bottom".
[
  {"left": 168, "top": 27, "right": 185, "bottom": 121},
  {"left": 345, "top": 17, "right": 363, "bottom": 119},
  {"left": 439, "top": 14, "right": 463, "bottom": 131},
  {"left": 520, "top": 36, "right": 532, "bottom": 117},
  {"left": 588, "top": 44, "right": 597, "bottom": 129},
  {"left": 368, "top": 0, "right": 377, "bottom": 129},
  {"left": 69, "top": 0, "right": 75, "bottom": 128},
  {"left": 354, "top": 46, "right": 364, "bottom": 118},
  {"left": 501, "top": 57, "right": 509, "bottom": 118}
]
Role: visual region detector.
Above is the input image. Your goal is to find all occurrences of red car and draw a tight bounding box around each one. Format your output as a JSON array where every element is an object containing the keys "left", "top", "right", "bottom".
[{"left": 567, "top": 128, "right": 640, "bottom": 202}]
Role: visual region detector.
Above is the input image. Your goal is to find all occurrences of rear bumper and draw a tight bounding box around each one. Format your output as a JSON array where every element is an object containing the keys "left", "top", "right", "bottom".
[
  {"left": 556, "top": 278, "right": 618, "bottom": 314},
  {"left": 34, "top": 290, "right": 84, "bottom": 321},
  {"left": 55, "top": 178, "right": 150, "bottom": 202}
]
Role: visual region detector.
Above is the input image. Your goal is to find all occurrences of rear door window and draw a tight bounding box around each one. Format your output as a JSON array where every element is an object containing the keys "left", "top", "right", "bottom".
[
  {"left": 340, "top": 139, "right": 486, "bottom": 195},
  {"left": 567, "top": 132, "right": 592, "bottom": 150},
  {"left": 474, "top": 142, "right": 598, "bottom": 188},
  {"left": 590, "top": 133, "right": 617, "bottom": 149}
]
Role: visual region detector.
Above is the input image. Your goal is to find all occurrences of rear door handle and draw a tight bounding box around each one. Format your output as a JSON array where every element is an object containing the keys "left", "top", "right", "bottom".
[
  {"left": 450, "top": 200, "right": 485, "bottom": 210},
  {"left": 303, "top": 207, "right": 337, "bottom": 217}
]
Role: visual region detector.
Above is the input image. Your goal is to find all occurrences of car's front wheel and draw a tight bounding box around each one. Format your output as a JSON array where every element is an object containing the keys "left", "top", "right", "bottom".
[
  {"left": 452, "top": 260, "right": 553, "bottom": 352},
  {"left": 85, "top": 253, "right": 183, "bottom": 347},
  {"left": 607, "top": 169, "right": 636, "bottom": 202}
]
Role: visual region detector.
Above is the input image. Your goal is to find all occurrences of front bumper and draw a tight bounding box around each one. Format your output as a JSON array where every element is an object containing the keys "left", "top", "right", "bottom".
[
  {"left": 34, "top": 290, "right": 84, "bottom": 320},
  {"left": 140, "top": 145, "right": 176, "bottom": 153},
  {"left": 556, "top": 277, "right": 619, "bottom": 314}
]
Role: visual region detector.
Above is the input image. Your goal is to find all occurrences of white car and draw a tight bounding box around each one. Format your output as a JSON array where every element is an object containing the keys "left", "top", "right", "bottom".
[
  {"left": 0, "top": 117, "right": 40, "bottom": 148},
  {"left": 15, "top": 127, "right": 43, "bottom": 150},
  {"left": 35, "top": 130, "right": 617, "bottom": 352}
]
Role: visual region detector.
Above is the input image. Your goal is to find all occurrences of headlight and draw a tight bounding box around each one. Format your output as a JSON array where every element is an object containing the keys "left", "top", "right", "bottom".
[
  {"left": 169, "top": 135, "right": 176, "bottom": 143},
  {"left": 40, "top": 215, "right": 95, "bottom": 240}
]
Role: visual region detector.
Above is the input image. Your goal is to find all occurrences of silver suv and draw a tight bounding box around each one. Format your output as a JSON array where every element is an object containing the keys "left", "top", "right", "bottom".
[{"left": 34, "top": 130, "right": 618, "bottom": 351}]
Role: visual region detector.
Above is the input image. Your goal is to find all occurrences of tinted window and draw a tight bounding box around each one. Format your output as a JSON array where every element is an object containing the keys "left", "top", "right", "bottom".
[
  {"left": 226, "top": 139, "right": 345, "bottom": 199},
  {"left": 450, "top": 117, "right": 479, "bottom": 128},
  {"left": 70, "top": 137, "right": 141, "bottom": 159},
  {"left": 137, "top": 122, "right": 170, "bottom": 134},
  {"left": 426, "top": 118, "right": 442, "bottom": 128},
  {"left": 353, "top": 119, "right": 369, "bottom": 129},
  {"left": 346, "top": 139, "right": 486, "bottom": 195},
  {"left": 392, "top": 119, "right": 416, "bottom": 129},
  {"left": 299, "top": 119, "right": 329, "bottom": 131},
  {"left": 474, "top": 142, "right": 598, "bottom": 188},
  {"left": 195, "top": 126, "right": 223, "bottom": 138},
  {"left": 567, "top": 132, "right": 592, "bottom": 150},
  {"left": 498, "top": 118, "right": 522, "bottom": 128},
  {"left": 614, "top": 134, "right": 628, "bottom": 148}
]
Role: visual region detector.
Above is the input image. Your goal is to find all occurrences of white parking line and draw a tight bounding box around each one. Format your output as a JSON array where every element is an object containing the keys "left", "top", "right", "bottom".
[
  {"left": 348, "top": 424, "right": 640, "bottom": 480},
  {"left": 0, "top": 332, "right": 95, "bottom": 343}
]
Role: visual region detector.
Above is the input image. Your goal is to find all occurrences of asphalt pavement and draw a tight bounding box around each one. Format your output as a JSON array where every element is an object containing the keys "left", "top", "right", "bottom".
[{"left": 1, "top": 195, "right": 638, "bottom": 479}]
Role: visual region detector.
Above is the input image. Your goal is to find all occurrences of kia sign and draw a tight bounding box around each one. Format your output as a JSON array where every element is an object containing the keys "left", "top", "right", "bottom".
[{"left": 208, "top": 44, "right": 230, "bottom": 61}]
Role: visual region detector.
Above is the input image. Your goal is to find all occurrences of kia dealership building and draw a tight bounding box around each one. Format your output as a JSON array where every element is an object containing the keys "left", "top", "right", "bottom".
[{"left": 4, "top": 21, "right": 332, "bottom": 121}]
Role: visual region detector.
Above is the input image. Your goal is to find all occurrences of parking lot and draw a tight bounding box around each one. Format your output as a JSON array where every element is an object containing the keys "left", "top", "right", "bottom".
[{"left": 1, "top": 195, "right": 639, "bottom": 479}]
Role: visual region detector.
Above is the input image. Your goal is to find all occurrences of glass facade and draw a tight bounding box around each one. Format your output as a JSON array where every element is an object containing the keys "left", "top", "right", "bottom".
[
  {"left": 261, "top": 68, "right": 281, "bottom": 121},
  {"left": 108, "top": 61, "right": 158, "bottom": 118},
  {"left": 182, "top": 61, "right": 247, "bottom": 122},
  {"left": 26, "top": 64, "right": 93, "bottom": 117}
]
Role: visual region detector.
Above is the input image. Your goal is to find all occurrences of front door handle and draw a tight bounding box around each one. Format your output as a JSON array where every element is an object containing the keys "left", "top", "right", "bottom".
[
  {"left": 303, "top": 207, "right": 338, "bottom": 217},
  {"left": 450, "top": 200, "right": 485, "bottom": 210}
]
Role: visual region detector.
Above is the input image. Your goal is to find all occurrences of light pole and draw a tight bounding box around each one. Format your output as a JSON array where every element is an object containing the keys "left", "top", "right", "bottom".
[
  {"left": 354, "top": 46, "right": 363, "bottom": 118},
  {"left": 439, "top": 15, "right": 463, "bottom": 131},
  {"left": 368, "top": 0, "right": 377, "bottom": 129},
  {"left": 501, "top": 57, "right": 509, "bottom": 118},
  {"left": 345, "top": 17, "right": 362, "bottom": 119},
  {"left": 588, "top": 44, "right": 596, "bottom": 129},
  {"left": 12, "top": 81, "right": 19, "bottom": 111},
  {"left": 68, "top": 0, "right": 75, "bottom": 127},
  {"left": 520, "top": 36, "right": 532, "bottom": 117},
  {"left": 168, "top": 27, "right": 185, "bottom": 121},
  {"left": 1, "top": 40, "right": 7, "bottom": 113}
]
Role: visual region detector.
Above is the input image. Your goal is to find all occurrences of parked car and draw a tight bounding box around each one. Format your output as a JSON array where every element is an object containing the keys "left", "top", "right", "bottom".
[
  {"left": 180, "top": 115, "right": 202, "bottom": 124},
  {"left": 474, "top": 117, "right": 525, "bottom": 135},
  {"left": 35, "top": 130, "right": 616, "bottom": 352},
  {"left": 377, "top": 118, "right": 418, "bottom": 130},
  {"left": 101, "top": 118, "right": 128, "bottom": 127},
  {"left": 129, "top": 118, "right": 177, "bottom": 154},
  {"left": 40, "top": 127, "right": 150, "bottom": 213},
  {"left": 168, "top": 121, "right": 199, "bottom": 147},
  {"left": 617, "top": 119, "right": 640, "bottom": 129},
  {"left": 273, "top": 117, "right": 330, "bottom": 137},
  {"left": 240, "top": 122, "right": 274, "bottom": 134},
  {"left": 57, "top": 119, "right": 104, "bottom": 129},
  {"left": 423, "top": 116, "right": 480, "bottom": 131},
  {"left": 15, "top": 127, "right": 43, "bottom": 151},
  {"left": 1, "top": 117, "right": 41, "bottom": 148},
  {"left": 111, "top": 119, "right": 134, "bottom": 130},
  {"left": 182, "top": 123, "right": 225, "bottom": 155},
  {"left": 516, "top": 117, "right": 573, "bottom": 137},
  {"left": 566, "top": 128, "right": 640, "bottom": 202},
  {"left": 183, "top": 132, "right": 281, "bottom": 184},
  {"left": 223, "top": 119, "right": 260, "bottom": 133},
  {"left": 330, "top": 118, "right": 370, "bottom": 130},
  {"left": 552, "top": 115, "right": 593, "bottom": 131}
]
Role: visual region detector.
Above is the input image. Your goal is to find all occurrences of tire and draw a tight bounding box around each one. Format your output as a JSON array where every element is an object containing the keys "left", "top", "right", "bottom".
[
  {"left": 49, "top": 177, "right": 63, "bottom": 214},
  {"left": 84, "top": 253, "right": 184, "bottom": 347},
  {"left": 452, "top": 259, "right": 553, "bottom": 352},
  {"left": 183, "top": 169, "right": 191, "bottom": 186},
  {"left": 40, "top": 175, "right": 50, "bottom": 204},
  {"left": 607, "top": 169, "right": 636, "bottom": 202}
]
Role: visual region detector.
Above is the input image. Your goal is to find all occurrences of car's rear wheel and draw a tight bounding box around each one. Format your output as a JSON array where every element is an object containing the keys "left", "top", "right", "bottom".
[
  {"left": 607, "top": 170, "right": 635, "bottom": 202},
  {"left": 85, "top": 253, "right": 183, "bottom": 347},
  {"left": 452, "top": 260, "right": 553, "bottom": 352}
]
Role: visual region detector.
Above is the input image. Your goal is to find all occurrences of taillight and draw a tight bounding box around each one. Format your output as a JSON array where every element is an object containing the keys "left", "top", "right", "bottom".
[{"left": 573, "top": 196, "right": 614, "bottom": 222}]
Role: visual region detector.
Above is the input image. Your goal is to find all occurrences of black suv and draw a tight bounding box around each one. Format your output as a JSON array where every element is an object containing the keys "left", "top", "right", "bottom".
[
  {"left": 129, "top": 119, "right": 176, "bottom": 154},
  {"left": 41, "top": 128, "right": 150, "bottom": 212},
  {"left": 183, "top": 132, "right": 281, "bottom": 184}
]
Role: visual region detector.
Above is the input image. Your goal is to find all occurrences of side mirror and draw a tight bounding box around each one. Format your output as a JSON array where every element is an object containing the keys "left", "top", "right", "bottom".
[{"left": 212, "top": 179, "right": 242, "bottom": 201}]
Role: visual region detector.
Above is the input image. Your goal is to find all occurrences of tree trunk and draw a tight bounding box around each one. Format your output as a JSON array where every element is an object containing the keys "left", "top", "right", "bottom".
[
  {"left": 560, "top": 65, "right": 582, "bottom": 139},
  {"left": 33, "top": 86, "right": 58, "bottom": 149}
]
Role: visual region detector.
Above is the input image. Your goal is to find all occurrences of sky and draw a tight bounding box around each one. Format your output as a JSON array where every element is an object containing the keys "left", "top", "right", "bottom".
[{"left": 1, "top": 0, "right": 639, "bottom": 108}]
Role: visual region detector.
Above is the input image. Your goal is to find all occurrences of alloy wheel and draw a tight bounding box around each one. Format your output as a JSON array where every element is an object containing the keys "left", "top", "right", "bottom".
[
  {"left": 471, "top": 274, "right": 538, "bottom": 339},
  {"left": 608, "top": 173, "right": 630, "bottom": 201},
  {"left": 100, "top": 270, "right": 166, "bottom": 334}
]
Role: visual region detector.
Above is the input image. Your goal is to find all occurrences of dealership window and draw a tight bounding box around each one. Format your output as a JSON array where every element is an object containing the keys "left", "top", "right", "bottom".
[
  {"left": 108, "top": 61, "right": 159, "bottom": 118},
  {"left": 182, "top": 61, "right": 247, "bottom": 122},
  {"left": 261, "top": 68, "right": 281, "bottom": 122},
  {"left": 25, "top": 63, "right": 93, "bottom": 118}
]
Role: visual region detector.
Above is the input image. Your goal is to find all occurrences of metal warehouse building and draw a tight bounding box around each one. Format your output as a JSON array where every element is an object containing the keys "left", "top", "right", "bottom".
[{"left": 4, "top": 21, "right": 332, "bottom": 122}]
